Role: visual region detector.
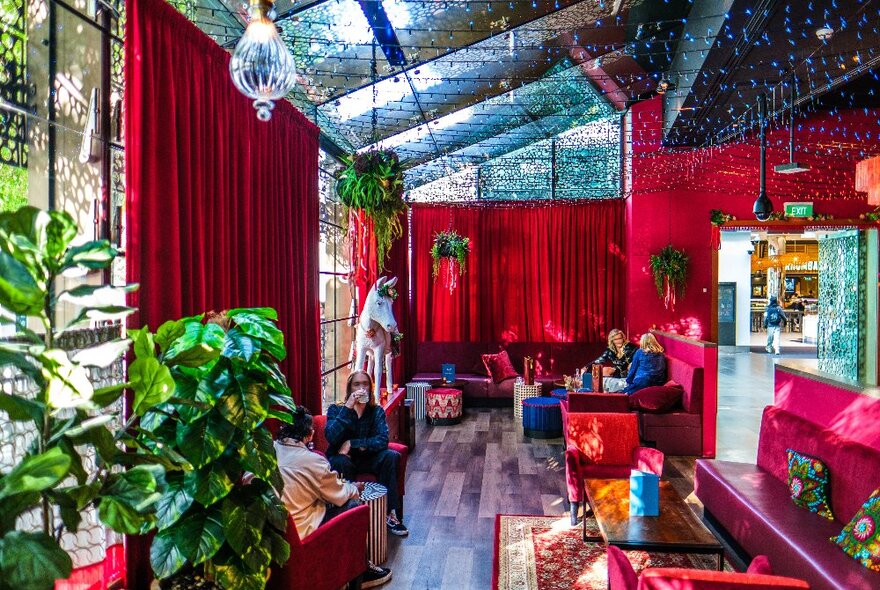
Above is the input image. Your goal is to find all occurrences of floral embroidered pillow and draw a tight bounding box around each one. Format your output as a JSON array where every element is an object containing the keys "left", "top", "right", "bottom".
[
  {"left": 786, "top": 449, "right": 834, "bottom": 520},
  {"left": 832, "top": 488, "right": 880, "bottom": 571}
]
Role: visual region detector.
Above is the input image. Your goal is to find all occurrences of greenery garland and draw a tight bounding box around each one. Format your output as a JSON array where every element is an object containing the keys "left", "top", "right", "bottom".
[
  {"left": 336, "top": 150, "right": 408, "bottom": 271},
  {"left": 431, "top": 230, "right": 471, "bottom": 277},
  {"left": 649, "top": 245, "right": 689, "bottom": 305}
]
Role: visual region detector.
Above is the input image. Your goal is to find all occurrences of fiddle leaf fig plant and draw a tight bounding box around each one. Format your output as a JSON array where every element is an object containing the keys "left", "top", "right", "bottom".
[
  {"left": 0, "top": 206, "right": 167, "bottom": 590},
  {"left": 133, "top": 308, "right": 296, "bottom": 590}
]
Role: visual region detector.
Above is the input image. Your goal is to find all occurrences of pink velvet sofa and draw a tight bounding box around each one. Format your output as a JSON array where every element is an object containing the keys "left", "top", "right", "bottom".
[
  {"left": 411, "top": 341, "right": 604, "bottom": 403},
  {"left": 695, "top": 405, "right": 880, "bottom": 590}
]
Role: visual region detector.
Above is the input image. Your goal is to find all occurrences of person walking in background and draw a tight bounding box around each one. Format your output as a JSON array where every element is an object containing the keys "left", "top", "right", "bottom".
[{"left": 764, "top": 295, "right": 787, "bottom": 355}]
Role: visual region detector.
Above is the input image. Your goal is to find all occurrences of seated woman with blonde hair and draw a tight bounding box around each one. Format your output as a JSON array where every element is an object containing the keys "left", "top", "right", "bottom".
[
  {"left": 622, "top": 333, "right": 667, "bottom": 395},
  {"left": 592, "top": 328, "right": 638, "bottom": 392}
]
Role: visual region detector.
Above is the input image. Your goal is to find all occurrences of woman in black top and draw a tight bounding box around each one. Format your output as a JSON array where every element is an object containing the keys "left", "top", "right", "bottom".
[{"left": 592, "top": 329, "right": 638, "bottom": 378}]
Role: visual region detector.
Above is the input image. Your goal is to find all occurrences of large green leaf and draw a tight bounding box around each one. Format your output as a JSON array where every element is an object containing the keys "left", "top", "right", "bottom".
[
  {"left": 132, "top": 327, "right": 156, "bottom": 359},
  {"left": 262, "top": 527, "right": 290, "bottom": 567},
  {"left": 218, "top": 374, "right": 268, "bottom": 430},
  {"left": 0, "top": 531, "right": 72, "bottom": 590},
  {"left": 98, "top": 466, "right": 163, "bottom": 534},
  {"left": 0, "top": 346, "right": 43, "bottom": 385},
  {"left": 241, "top": 428, "right": 280, "bottom": 489},
  {"left": 39, "top": 349, "right": 94, "bottom": 410},
  {"left": 221, "top": 327, "right": 259, "bottom": 362},
  {"left": 154, "top": 320, "right": 186, "bottom": 354},
  {"left": 184, "top": 460, "right": 235, "bottom": 507},
  {"left": 99, "top": 496, "right": 157, "bottom": 535},
  {"left": 0, "top": 447, "right": 71, "bottom": 500},
  {"left": 64, "top": 305, "right": 136, "bottom": 331},
  {"left": 0, "top": 250, "right": 43, "bottom": 315},
  {"left": 172, "top": 370, "right": 215, "bottom": 423},
  {"left": 231, "top": 313, "right": 286, "bottom": 361},
  {"left": 226, "top": 307, "right": 278, "bottom": 321},
  {"left": 164, "top": 322, "right": 226, "bottom": 368},
  {"left": 221, "top": 492, "right": 267, "bottom": 555},
  {"left": 130, "top": 357, "right": 175, "bottom": 416},
  {"left": 155, "top": 472, "right": 194, "bottom": 531},
  {"left": 89, "top": 383, "right": 128, "bottom": 409},
  {"left": 61, "top": 240, "right": 117, "bottom": 270},
  {"left": 176, "top": 410, "right": 236, "bottom": 469},
  {"left": 45, "top": 210, "right": 78, "bottom": 260},
  {"left": 214, "top": 558, "right": 268, "bottom": 590},
  {"left": 261, "top": 485, "right": 289, "bottom": 532},
  {"left": 149, "top": 529, "right": 188, "bottom": 579},
  {"left": 55, "top": 437, "right": 88, "bottom": 485},
  {"left": 158, "top": 506, "right": 225, "bottom": 567},
  {"left": 71, "top": 338, "right": 130, "bottom": 368},
  {"left": 0, "top": 392, "right": 43, "bottom": 424},
  {"left": 0, "top": 492, "right": 40, "bottom": 534}
]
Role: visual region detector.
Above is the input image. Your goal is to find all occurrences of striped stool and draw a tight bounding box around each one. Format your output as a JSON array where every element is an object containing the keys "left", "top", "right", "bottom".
[
  {"left": 426, "top": 388, "right": 463, "bottom": 425},
  {"left": 361, "top": 482, "right": 388, "bottom": 565},
  {"left": 522, "top": 397, "right": 563, "bottom": 439},
  {"left": 406, "top": 381, "right": 431, "bottom": 421},
  {"left": 513, "top": 382, "right": 542, "bottom": 422}
]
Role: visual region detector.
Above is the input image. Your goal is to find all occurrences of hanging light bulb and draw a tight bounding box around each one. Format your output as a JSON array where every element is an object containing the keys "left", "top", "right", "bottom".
[{"left": 229, "top": 0, "right": 297, "bottom": 122}]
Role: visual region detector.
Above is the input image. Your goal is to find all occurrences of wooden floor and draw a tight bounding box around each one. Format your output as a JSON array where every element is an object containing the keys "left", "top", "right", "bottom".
[{"left": 384, "top": 349, "right": 791, "bottom": 589}]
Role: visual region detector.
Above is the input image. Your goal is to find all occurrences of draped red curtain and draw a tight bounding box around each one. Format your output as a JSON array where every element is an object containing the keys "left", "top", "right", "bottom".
[
  {"left": 385, "top": 213, "right": 413, "bottom": 382},
  {"left": 412, "top": 201, "right": 626, "bottom": 343}
]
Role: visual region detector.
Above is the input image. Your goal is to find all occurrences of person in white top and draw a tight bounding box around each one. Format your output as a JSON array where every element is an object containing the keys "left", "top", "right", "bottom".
[{"left": 274, "top": 408, "right": 392, "bottom": 588}]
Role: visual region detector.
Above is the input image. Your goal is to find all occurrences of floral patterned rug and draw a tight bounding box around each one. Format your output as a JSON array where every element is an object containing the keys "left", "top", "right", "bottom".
[{"left": 493, "top": 515, "right": 726, "bottom": 590}]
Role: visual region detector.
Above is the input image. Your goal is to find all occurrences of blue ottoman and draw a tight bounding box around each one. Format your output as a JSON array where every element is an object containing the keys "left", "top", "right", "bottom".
[
  {"left": 551, "top": 388, "right": 568, "bottom": 399},
  {"left": 522, "top": 397, "right": 563, "bottom": 439}
]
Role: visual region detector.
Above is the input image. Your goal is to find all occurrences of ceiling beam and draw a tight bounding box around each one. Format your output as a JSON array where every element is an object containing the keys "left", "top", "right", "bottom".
[{"left": 358, "top": 0, "right": 407, "bottom": 66}]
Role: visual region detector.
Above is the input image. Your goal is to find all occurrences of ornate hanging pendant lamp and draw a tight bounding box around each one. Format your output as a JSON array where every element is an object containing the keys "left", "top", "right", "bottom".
[{"left": 229, "top": 0, "right": 297, "bottom": 121}]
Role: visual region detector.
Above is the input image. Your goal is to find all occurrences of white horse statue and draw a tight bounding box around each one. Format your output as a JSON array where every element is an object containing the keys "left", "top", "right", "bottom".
[{"left": 354, "top": 276, "right": 400, "bottom": 400}]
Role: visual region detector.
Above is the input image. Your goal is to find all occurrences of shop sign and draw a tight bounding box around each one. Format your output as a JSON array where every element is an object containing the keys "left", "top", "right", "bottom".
[{"left": 784, "top": 202, "right": 813, "bottom": 218}]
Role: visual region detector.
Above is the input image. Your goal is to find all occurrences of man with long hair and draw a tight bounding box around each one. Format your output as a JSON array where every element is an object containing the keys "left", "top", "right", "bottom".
[{"left": 325, "top": 370, "right": 408, "bottom": 537}]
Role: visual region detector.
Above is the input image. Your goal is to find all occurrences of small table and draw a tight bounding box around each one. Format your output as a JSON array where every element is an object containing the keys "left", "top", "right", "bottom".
[
  {"left": 583, "top": 478, "right": 724, "bottom": 570},
  {"left": 430, "top": 378, "right": 466, "bottom": 391},
  {"left": 361, "top": 482, "right": 388, "bottom": 565},
  {"left": 513, "top": 382, "right": 542, "bottom": 422}
]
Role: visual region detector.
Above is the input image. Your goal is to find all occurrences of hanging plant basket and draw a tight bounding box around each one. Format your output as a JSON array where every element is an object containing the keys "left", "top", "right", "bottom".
[
  {"left": 336, "top": 150, "right": 408, "bottom": 278},
  {"left": 431, "top": 230, "right": 471, "bottom": 293},
  {"left": 649, "top": 245, "right": 689, "bottom": 311}
]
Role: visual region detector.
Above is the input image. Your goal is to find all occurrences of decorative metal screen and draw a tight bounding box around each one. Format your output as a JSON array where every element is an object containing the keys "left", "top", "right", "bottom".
[
  {"left": 0, "top": 0, "right": 28, "bottom": 167},
  {"left": 818, "top": 232, "right": 861, "bottom": 381},
  {"left": 0, "top": 326, "right": 125, "bottom": 569}
]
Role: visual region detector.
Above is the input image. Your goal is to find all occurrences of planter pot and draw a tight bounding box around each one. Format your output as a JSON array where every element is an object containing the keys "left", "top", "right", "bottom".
[{"left": 158, "top": 573, "right": 222, "bottom": 590}]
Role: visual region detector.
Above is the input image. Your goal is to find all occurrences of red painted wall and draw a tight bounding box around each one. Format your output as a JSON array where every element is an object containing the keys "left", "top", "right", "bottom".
[{"left": 626, "top": 97, "right": 879, "bottom": 340}]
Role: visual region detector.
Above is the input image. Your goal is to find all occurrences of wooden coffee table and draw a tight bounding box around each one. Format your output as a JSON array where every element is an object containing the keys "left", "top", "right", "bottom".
[{"left": 583, "top": 478, "right": 724, "bottom": 570}]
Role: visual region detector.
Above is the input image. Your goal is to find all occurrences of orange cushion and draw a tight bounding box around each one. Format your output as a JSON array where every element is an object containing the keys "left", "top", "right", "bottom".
[{"left": 567, "top": 412, "right": 640, "bottom": 466}]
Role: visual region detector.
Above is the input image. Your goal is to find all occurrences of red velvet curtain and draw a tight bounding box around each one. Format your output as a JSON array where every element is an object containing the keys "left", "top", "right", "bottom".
[
  {"left": 385, "top": 213, "right": 413, "bottom": 382},
  {"left": 125, "top": 0, "right": 321, "bottom": 413},
  {"left": 412, "top": 201, "right": 625, "bottom": 343}
]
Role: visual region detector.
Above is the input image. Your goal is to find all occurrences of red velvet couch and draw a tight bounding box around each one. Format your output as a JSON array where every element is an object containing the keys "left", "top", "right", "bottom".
[
  {"left": 411, "top": 341, "right": 604, "bottom": 403},
  {"left": 562, "top": 353, "right": 705, "bottom": 456},
  {"left": 695, "top": 405, "right": 880, "bottom": 590}
]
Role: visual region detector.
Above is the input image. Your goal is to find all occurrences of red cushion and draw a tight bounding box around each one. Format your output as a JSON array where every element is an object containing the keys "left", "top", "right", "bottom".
[
  {"left": 482, "top": 350, "right": 519, "bottom": 383},
  {"left": 747, "top": 555, "right": 773, "bottom": 575},
  {"left": 629, "top": 386, "right": 683, "bottom": 413},
  {"left": 664, "top": 379, "right": 682, "bottom": 389},
  {"left": 568, "top": 412, "right": 640, "bottom": 466}
]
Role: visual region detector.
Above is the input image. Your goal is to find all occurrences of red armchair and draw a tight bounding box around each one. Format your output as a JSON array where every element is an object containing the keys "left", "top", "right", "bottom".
[
  {"left": 267, "top": 505, "right": 370, "bottom": 590},
  {"left": 311, "top": 414, "right": 409, "bottom": 516},
  {"left": 564, "top": 411, "right": 663, "bottom": 525},
  {"left": 607, "top": 546, "right": 810, "bottom": 589}
]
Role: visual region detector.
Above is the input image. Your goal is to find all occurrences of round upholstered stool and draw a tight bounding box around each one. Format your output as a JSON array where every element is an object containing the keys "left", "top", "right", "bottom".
[
  {"left": 426, "top": 387, "right": 463, "bottom": 425},
  {"left": 521, "top": 397, "right": 563, "bottom": 439},
  {"left": 550, "top": 388, "right": 568, "bottom": 399}
]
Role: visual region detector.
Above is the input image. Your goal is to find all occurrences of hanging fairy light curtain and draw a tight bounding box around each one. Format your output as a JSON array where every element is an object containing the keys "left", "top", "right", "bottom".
[{"left": 430, "top": 229, "right": 471, "bottom": 293}]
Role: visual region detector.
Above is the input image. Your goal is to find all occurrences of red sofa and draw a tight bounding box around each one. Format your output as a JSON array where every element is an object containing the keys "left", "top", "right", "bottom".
[
  {"left": 607, "top": 546, "right": 810, "bottom": 589},
  {"left": 266, "top": 507, "right": 369, "bottom": 590},
  {"left": 412, "top": 341, "right": 604, "bottom": 402},
  {"left": 695, "top": 405, "right": 880, "bottom": 590},
  {"left": 311, "top": 414, "right": 409, "bottom": 516}
]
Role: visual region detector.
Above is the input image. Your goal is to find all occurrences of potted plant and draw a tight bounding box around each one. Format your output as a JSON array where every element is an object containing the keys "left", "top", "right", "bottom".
[
  {"left": 430, "top": 230, "right": 471, "bottom": 293},
  {"left": 649, "top": 245, "right": 689, "bottom": 311},
  {"left": 132, "top": 307, "right": 297, "bottom": 590},
  {"left": 336, "top": 150, "right": 408, "bottom": 275},
  {"left": 0, "top": 206, "right": 168, "bottom": 590}
]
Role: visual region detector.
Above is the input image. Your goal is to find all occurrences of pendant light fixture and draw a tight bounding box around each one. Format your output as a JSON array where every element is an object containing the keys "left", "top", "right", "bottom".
[
  {"left": 774, "top": 76, "right": 811, "bottom": 174},
  {"left": 229, "top": 0, "right": 297, "bottom": 122},
  {"left": 753, "top": 93, "right": 774, "bottom": 221}
]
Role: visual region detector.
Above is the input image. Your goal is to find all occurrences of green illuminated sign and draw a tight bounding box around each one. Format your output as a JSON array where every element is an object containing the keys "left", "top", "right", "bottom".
[{"left": 784, "top": 202, "right": 813, "bottom": 218}]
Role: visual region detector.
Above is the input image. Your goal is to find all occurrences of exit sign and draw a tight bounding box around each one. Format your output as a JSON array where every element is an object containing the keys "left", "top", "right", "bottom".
[{"left": 784, "top": 202, "right": 814, "bottom": 218}]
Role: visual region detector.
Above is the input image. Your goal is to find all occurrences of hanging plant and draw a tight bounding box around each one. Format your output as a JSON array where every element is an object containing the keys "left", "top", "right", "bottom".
[
  {"left": 430, "top": 230, "right": 471, "bottom": 293},
  {"left": 709, "top": 209, "right": 735, "bottom": 250},
  {"left": 649, "top": 245, "right": 689, "bottom": 311},
  {"left": 336, "top": 150, "right": 408, "bottom": 276}
]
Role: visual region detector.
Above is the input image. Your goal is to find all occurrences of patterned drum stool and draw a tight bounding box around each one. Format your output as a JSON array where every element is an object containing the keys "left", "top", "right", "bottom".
[
  {"left": 406, "top": 381, "right": 431, "bottom": 421},
  {"left": 521, "top": 397, "right": 563, "bottom": 439},
  {"left": 513, "top": 382, "right": 542, "bottom": 422},
  {"left": 361, "top": 482, "right": 388, "bottom": 565},
  {"left": 426, "top": 387, "right": 463, "bottom": 425}
]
